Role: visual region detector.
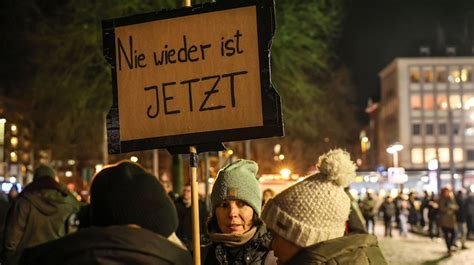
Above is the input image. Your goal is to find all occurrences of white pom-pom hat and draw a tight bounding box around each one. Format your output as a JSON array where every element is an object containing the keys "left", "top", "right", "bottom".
[{"left": 261, "top": 149, "right": 357, "bottom": 248}]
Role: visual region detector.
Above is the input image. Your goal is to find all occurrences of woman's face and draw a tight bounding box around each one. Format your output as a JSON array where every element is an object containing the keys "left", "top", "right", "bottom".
[
  {"left": 270, "top": 230, "right": 301, "bottom": 264},
  {"left": 215, "top": 199, "right": 254, "bottom": 234}
]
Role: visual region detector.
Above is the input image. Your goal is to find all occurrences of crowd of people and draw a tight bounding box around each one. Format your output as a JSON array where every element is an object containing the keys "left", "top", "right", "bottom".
[
  {"left": 0, "top": 149, "right": 389, "bottom": 264},
  {"left": 360, "top": 185, "right": 474, "bottom": 256}
]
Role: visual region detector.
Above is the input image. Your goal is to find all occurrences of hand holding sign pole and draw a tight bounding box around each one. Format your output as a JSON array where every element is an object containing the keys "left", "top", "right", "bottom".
[{"left": 102, "top": 1, "right": 281, "bottom": 264}]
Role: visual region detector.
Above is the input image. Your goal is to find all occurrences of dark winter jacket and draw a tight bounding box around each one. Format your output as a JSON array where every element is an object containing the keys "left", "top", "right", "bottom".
[
  {"left": 361, "top": 198, "right": 376, "bottom": 218},
  {"left": 202, "top": 224, "right": 273, "bottom": 265},
  {"left": 455, "top": 193, "right": 467, "bottom": 223},
  {"left": 19, "top": 225, "right": 192, "bottom": 265},
  {"left": 0, "top": 179, "right": 80, "bottom": 265},
  {"left": 174, "top": 197, "right": 208, "bottom": 250},
  {"left": 438, "top": 196, "right": 458, "bottom": 229},
  {"left": 380, "top": 201, "right": 396, "bottom": 219},
  {"left": 284, "top": 234, "right": 387, "bottom": 265}
]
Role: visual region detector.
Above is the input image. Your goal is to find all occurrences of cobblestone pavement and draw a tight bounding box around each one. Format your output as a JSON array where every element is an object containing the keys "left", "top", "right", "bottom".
[{"left": 373, "top": 222, "right": 473, "bottom": 265}]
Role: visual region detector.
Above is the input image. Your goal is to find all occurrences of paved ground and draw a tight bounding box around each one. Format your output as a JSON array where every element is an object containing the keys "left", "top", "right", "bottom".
[{"left": 373, "top": 222, "right": 473, "bottom": 265}]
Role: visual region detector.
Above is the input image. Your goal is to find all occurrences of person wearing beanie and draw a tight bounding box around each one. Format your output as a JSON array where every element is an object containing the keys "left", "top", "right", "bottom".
[
  {"left": 261, "top": 149, "right": 387, "bottom": 265},
  {"left": 0, "top": 164, "right": 80, "bottom": 265},
  {"left": 202, "top": 159, "right": 277, "bottom": 265},
  {"left": 19, "top": 160, "right": 192, "bottom": 265}
]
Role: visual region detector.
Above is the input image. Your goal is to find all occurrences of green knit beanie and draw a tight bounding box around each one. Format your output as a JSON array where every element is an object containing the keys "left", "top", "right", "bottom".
[{"left": 211, "top": 159, "right": 261, "bottom": 216}]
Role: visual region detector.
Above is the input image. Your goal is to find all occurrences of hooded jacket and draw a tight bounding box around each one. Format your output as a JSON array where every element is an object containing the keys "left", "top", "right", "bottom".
[
  {"left": 1, "top": 178, "right": 80, "bottom": 265},
  {"left": 19, "top": 225, "right": 192, "bottom": 265},
  {"left": 284, "top": 234, "right": 387, "bottom": 265}
]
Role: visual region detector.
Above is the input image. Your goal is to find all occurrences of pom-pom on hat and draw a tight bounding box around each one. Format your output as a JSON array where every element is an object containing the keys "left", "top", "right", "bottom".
[
  {"left": 261, "top": 149, "right": 357, "bottom": 247},
  {"left": 90, "top": 160, "right": 178, "bottom": 237},
  {"left": 211, "top": 159, "right": 262, "bottom": 216}
]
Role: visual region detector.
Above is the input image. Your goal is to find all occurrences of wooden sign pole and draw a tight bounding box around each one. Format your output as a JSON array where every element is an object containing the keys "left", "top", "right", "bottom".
[
  {"left": 189, "top": 146, "right": 201, "bottom": 265},
  {"left": 182, "top": 2, "right": 200, "bottom": 265}
]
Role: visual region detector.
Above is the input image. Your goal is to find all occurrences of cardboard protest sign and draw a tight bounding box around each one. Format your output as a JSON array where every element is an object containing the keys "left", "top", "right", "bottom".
[{"left": 103, "top": 0, "right": 283, "bottom": 154}]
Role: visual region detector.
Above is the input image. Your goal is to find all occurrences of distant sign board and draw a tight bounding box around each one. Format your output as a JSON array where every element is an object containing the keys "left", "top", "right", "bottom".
[
  {"left": 387, "top": 167, "right": 408, "bottom": 184},
  {"left": 102, "top": 0, "right": 283, "bottom": 154}
]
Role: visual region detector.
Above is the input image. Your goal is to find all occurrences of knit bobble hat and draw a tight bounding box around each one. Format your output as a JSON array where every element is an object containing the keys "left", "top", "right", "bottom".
[
  {"left": 211, "top": 159, "right": 262, "bottom": 216},
  {"left": 90, "top": 160, "right": 178, "bottom": 237},
  {"left": 261, "top": 149, "right": 357, "bottom": 248},
  {"left": 34, "top": 165, "right": 56, "bottom": 180}
]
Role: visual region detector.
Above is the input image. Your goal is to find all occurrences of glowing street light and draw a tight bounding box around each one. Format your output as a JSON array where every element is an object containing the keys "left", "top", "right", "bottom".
[
  {"left": 280, "top": 168, "right": 291, "bottom": 179},
  {"left": 386, "top": 143, "right": 403, "bottom": 167}
]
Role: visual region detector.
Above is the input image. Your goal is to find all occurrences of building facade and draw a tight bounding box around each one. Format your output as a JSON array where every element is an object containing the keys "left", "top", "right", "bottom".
[{"left": 378, "top": 57, "right": 474, "bottom": 188}]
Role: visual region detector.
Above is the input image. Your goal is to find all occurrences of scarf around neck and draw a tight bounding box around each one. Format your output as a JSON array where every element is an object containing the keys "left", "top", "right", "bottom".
[{"left": 208, "top": 226, "right": 257, "bottom": 247}]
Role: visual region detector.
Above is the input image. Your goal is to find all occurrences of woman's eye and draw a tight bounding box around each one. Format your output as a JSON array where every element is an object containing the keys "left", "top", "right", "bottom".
[
  {"left": 219, "top": 202, "right": 229, "bottom": 208},
  {"left": 236, "top": 200, "right": 245, "bottom": 207}
]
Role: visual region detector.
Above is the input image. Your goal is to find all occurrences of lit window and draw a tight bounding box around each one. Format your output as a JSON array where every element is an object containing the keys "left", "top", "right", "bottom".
[
  {"left": 449, "top": 95, "right": 462, "bottom": 109},
  {"left": 436, "top": 68, "right": 447, "bottom": 82},
  {"left": 425, "top": 148, "right": 437, "bottom": 161},
  {"left": 411, "top": 148, "right": 424, "bottom": 164},
  {"left": 410, "top": 68, "right": 420, "bottom": 83},
  {"left": 466, "top": 126, "right": 474, "bottom": 136},
  {"left": 463, "top": 94, "right": 474, "bottom": 110},
  {"left": 411, "top": 95, "right": 421, "bottom": 110},
  {"left": 437, "top": 95, "right": 448, "bottom": 110},
  {"left": 423, "top": 95, "right": 435, "bottom": 110},
  {"left": 461, "top": 67, "right": 472, "bottom": 82},
  {"left": 449, "top": 68, "right": 461, "bottom": 84},
  {"left": 438, "top": 148, "right": 450, "bottom": 163},
  {"left": 454, "top": 148, "right": 463, "bottom": 162},
  {"left": 423, "top": 69, "right": 433, "bottom": 83}
]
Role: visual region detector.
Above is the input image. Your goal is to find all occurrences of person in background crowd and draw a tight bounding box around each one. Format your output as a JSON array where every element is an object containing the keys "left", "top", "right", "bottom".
[
  {"left": 202, "top": 159, "right": 276, "bottom": 265},
  {"left": 455, "top": 189, "right": 468, "bottom": 250},
  {"left": 420, "top": 190, "right": 430, "bottom": 229},
  {"left": 261, "top": 149, "right": 387, "bottom": 264},
  {"left": 427, "top": 192, "right": 440, "bottom": 240},
  {"left": 19, "top": 160, "right": 192, "bottom": 265},
  {"left": 466, "top": 189, "right": 474, "bottom": 238},
  {"left": 175, "top": 183, "right": 208, "bottom": 251},
  {"left": 345, "top": 188, "right": 367, "bottom": 235},
  {"left": 394, "top": 191, "right": 404, "bottom": 229},
  {"left": 7, "top": 186, "right": 19, "bottom": 203},
  {"left": 438, "top": 187, "right": 459, "bottom": 256},
  {"left": 398, "top": 197, "right": 410, "bottom": 238},
  {"left": 162, "top": 179, "right": 179, "bottom": 202},
  {"left": 0, "top": 165, "right": 80, "bottom": 265},
  {"left": 408, "top": 192, "right": 421, "bottom": 232},
  {"left": 361, "top": 192, "right": 376, "bottom": 234},
  {"left": 261, "top": 188, "right": 275, "bottom": 208},
  {"left": 380, "top": 196, "right": 396, "bottom": 237}
]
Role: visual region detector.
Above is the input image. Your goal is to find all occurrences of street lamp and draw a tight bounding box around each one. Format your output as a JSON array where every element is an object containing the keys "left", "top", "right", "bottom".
[
  {"left": 387, "top": 143, "right": 404, "bottom": 191},
  {"left": 386, "top": 143, "right": 403, "bottom": 167}
]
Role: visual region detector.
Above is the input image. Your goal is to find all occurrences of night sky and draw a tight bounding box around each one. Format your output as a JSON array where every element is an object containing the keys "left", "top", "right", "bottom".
[{"left": 342, "top": 0, "right": 474, "bottom": 117}]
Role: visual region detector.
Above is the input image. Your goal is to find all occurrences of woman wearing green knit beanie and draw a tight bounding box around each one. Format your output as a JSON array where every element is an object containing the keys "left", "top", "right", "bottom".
[{"left": 202, "top": 159, "right": 277, "bottom": 265}]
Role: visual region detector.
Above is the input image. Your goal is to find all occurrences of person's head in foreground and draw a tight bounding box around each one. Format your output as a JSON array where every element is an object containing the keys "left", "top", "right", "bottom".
[
  {"left": 262, "top": 149, "right": 388, "bottom": 265},
  {"left": 90, "top": 160, "right": 179, "bottom": 237},
  {"left": 205, "top": 159, "right": 276, "bottom": 264},
  {"left": 20, "top": 160, "right": 192, "bottom": 265},
  {"left": 208, "top": 159, "right": 262, "bottom": 236}
]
